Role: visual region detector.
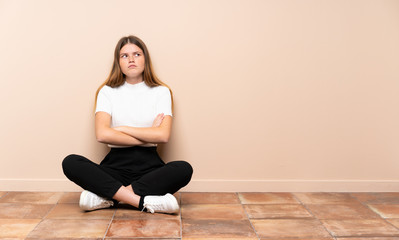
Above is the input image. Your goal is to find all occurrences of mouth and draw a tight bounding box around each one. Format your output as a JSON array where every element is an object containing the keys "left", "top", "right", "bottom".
[{"left": 128, "top": 64, "right": 137, "bottom": 68}]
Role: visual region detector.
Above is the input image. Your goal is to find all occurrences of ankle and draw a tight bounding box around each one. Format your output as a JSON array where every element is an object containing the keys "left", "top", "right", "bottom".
[{"left": 138, "top": 196, "right": 145, "bottom": 210}]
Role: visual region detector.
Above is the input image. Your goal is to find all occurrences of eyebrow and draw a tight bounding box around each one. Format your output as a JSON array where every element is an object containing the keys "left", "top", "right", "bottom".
[{"left": 120, "top": 51, "right": 142, "bottom": 56}]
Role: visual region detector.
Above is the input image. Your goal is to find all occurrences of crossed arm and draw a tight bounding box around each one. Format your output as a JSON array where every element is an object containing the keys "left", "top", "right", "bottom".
[{"left": 95, "top": 112, "right": 172, "bottom": 146}]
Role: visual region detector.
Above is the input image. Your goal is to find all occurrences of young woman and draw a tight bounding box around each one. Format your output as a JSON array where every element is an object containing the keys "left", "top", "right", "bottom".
[{"left": 62, "top": 35, "right": 193, "bottom": 214}]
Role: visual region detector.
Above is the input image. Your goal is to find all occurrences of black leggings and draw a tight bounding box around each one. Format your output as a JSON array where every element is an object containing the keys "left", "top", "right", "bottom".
[{"left": 62, "top": 146, "right": 193, "bottom": 199}]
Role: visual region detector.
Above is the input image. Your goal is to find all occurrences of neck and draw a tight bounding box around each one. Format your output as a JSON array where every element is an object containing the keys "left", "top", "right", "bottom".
[{"left": 125, "top": 75, "right": 143, "bottom": 85}]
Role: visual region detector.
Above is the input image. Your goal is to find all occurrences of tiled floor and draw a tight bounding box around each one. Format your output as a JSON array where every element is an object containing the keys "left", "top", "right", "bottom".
[{"left": 1, "top": 192, "right": 399, "bottom": 239}]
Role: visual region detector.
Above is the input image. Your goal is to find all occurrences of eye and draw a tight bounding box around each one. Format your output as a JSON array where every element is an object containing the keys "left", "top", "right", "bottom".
[
  {"left": 135, "top": 53, "right": 141, "bottom": 57},
  {"left": 121, "top": 54, "right": 128, "bottom": 58}
]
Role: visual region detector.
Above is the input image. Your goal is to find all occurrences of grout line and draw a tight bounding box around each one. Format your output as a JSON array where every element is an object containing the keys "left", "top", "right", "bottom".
[
  {"left": 179, "top": 192, "right": 183, "bottom": 240},
  {"left": 292, "top": 192, "right": 336, "bottom": 239},
  {"left": 103, "top": 207, "right": 117, "bottom": 240},
  {"left": 24, "top": 193, "right": 60, "bottom": 239},
  {"left": 0, "top": 191, "right": 10, "bottom": 200},
  {"left": 350, "top": 193, "right": 399, "bottom": 234},
  {"left": 237, "top": 192, "right": 261, "bottom": 240},
  {"left": 3, "top": 191, "right": 399, "bottom": 239}
]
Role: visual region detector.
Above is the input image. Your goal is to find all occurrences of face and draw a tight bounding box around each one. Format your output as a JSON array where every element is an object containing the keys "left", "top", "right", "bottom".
[{"left": 119, "top": 43, "right": 145, "bottom": 81}]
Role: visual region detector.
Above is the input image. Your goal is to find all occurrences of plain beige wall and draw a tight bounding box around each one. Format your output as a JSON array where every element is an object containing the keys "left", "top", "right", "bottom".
[{"left": 0, "top": 0, "right": 398, "bottom": 192}]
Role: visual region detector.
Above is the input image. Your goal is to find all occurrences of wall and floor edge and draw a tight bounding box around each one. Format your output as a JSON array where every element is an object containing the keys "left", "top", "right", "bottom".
[{"left": 1, "top": 179, "right": 398, "bottom": 192}]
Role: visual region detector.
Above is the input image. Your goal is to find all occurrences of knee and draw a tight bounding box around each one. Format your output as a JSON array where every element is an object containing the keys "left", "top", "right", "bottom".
[
  {"left": 176, "top": 161, "right": 193, "bottom": 182},
  {"left": 183, "top": 161, "right": 193, "bottom": 178},
  {"left": 62, "top": 154, "right": 81, "bottom": 176}
]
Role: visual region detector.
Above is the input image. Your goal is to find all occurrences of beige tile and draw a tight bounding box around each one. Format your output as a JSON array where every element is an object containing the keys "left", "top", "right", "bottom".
[
  {"left": 184, "top": 238, "right": 258, "bottom": 240},
  {"left": 182, "top": 219, "right": 256, "bottom": 238},
  {"left": 294, "top": 193, "right": 358, "bottom": 204},
  {"left": 46, "top": 203, "right": 115, "bottom": 219},
  {"left": 181, "top": 192, "right": 240, "bottom": 204},
  {"left": 28, "top": 219, "right": 110, "bottom": 238},
  {"left": 0, "top": 203, "right": 54, "bottom": 219},
  {"left": 182, "top": 204, "right": 247, "bottom": 220},
  {"left": 337, "top": 238, "right": 399, "bottom": 240},
  {"left": 58, "top": 192, "right": 81, "bottom": 203},
  {"left": 174, "top": 192, "right": 181, "bottom": 204},
  {"left": 106, "top": 219, "right": 181, "bottom": 238},
  {"left": 386, "top": 219, "right": 399, "bottom": 228},
  {"left": 0, "top": 192, "right": 63, "bottom": 204},
  {"left": 369, "top": 204, "right": 399, "bottom": 218},
  {"left": 322, "top": 219, "right": 399, "bottom": 237},
  {"left": 0, "top": 219, "right": 41, "bottom": 238},
  {"left": 114, "top": 205, "right": 180, "bottom": 220},
  {"left": 251, "top": 219, "right": 331, "bottom": 238},
  {"left": 27, "top": 238, "right": 102, "bottom": 240},
  {"left": 351, "top": 193, "right": 399, "bottom": 204},
  {"left": 239, "top": 193, "right": 299, "bottom": 204},
  {"left": 307, "top": 203, "right": 380, "bottom": 219},
  {"left": 105, "top": 239, "right": 179, "bottom": 240},
  {"left": 244, "top": 204, "right": 312, "bottom": 219},
  {"left": 259, "top": 239, "right": 334, "bottom": 240}
]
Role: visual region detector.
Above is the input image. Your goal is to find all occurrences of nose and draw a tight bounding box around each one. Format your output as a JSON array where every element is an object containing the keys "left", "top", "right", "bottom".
[{"left": 128, "top": 55, "right": 135, "bottom": 62}]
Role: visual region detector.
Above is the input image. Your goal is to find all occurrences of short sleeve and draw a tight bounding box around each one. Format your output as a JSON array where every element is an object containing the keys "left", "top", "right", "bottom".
[
  {"left": 156, "top": 87, "right": 173, "bottom": 117},
  {"left": 95, "top": 86, "right": 112, "bottom": 115}
]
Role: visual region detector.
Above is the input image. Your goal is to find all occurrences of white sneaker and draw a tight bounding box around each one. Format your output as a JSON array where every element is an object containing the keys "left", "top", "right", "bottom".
[
  {"left": 143, "top": 193, "right": 179, "bottom": 214},
  {"left": 79, "top": 190, "right": 114, "bottom": 211}
]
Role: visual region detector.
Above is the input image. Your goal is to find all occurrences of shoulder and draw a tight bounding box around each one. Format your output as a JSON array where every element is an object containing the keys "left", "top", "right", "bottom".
[
  {"left": 151, "top": 85, "right": 171, "bottom": 95},
  {"left": 99, "top": 84, "right": 122, "bottom": 96},
  {"left": 99, "top": 85, "right": 112, "bottom": 93},
  {"left": 151, "top": 85, "right": 172, "bottom": 101}
]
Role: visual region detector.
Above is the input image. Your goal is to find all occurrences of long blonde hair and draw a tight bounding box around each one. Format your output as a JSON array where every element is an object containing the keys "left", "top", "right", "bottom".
[{"left": 95, "top": 35, "right": 173, "bottom": 110}]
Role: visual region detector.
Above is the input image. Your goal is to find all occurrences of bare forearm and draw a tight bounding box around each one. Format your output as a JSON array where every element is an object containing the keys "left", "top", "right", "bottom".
[
  {"left": 96, "top": 126, "right": 146, "bottom": 146},
  {"left": 114, "top": 126, "right": 169, "bottom": 143},
  {"left": 115, "top": 115, "right": 172, "bottom": 144},
  {"left": 95, "top": 112, "right": 171, "bottom": 146}
]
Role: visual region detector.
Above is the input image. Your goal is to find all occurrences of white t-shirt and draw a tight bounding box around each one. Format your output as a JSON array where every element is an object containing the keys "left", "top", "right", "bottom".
[{"left": 95, "top": 81, "right": 172, "bottom": 147}]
